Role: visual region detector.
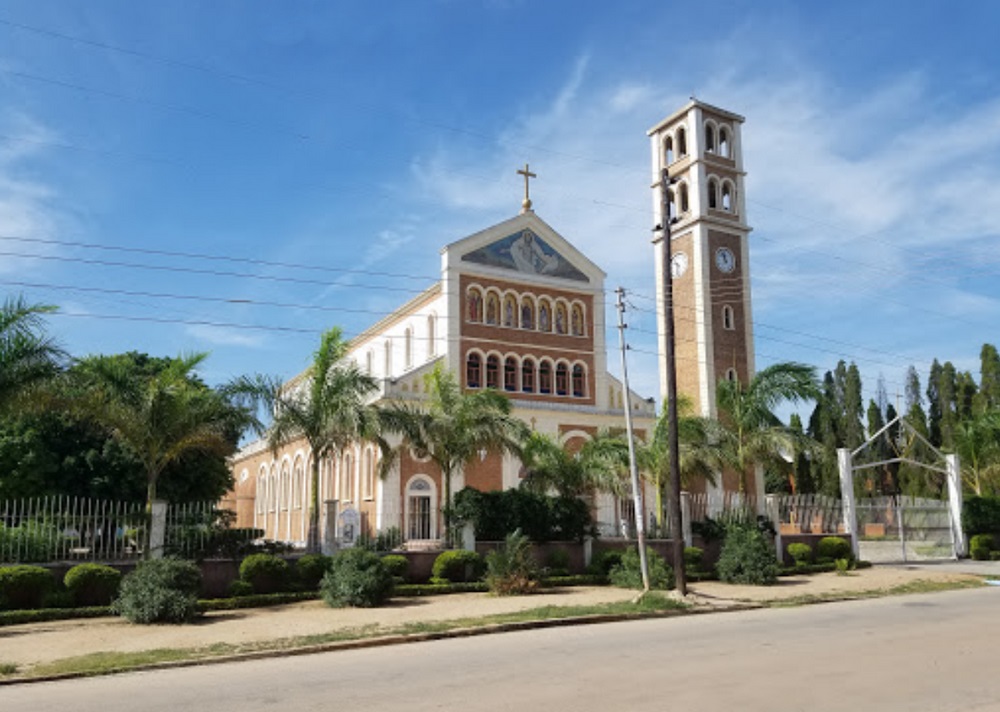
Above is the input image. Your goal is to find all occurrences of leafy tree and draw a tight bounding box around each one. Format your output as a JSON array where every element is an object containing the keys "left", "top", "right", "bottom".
[
  {"left": 380, "top": 366, "right": 527, "bottom": 537},
  {"left": 519, "top": 431, "right": 623, "bottom": 499},
  {"left": 954, "top": 411, "right": 1000, "bottom": 496},
  {"left": 976, "top": 344, "right": 1000, "bottom": 414},
  {"left": 75, "top": 352, "right": 250, "bottom": 532},
  {"left": 715, "top": 362, "right": 820, "bottom": 493},
  {"left": 228, "top": 327, "right": 383, "bottom": 552},
  {"left": 0, "top": 353, "right": 237, "bottom": 502},
  {"left": 0, "top": 295, "right": 64, "bottom": 413}
]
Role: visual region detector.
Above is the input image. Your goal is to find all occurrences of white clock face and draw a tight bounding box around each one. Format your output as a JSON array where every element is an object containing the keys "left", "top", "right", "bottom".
[
  {"left": 715, "top": 247, "right": 736, "bottom": 273},
  {"left": 670, "top": 252, "right": 689, "bottom": 278}
]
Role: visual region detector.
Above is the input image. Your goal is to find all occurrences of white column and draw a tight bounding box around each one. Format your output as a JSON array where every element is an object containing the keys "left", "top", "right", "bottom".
[
  {"left": 946, "top": 454, "right": 966, "bottom": 558},
  {"left": 838, "top": 448, "right": 859, "bottom": 559},
  {"left": 149, "top": 500, "right": 167, "bottom": 559}
]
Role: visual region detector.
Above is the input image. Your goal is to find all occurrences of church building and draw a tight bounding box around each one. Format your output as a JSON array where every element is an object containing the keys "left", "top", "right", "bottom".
[{"left": 224, "top": 99, "right": 756, "bottom": 547}]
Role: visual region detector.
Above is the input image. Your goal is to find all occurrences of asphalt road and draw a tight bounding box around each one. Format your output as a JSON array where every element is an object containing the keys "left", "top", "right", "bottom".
[{"left": 4, "top": 586, "right": 999, "bottom": 712}]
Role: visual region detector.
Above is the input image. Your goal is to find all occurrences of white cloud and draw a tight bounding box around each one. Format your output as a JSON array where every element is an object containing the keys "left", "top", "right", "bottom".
[{"left": 186, "top": 323, "right": 265, "bottom": 348}]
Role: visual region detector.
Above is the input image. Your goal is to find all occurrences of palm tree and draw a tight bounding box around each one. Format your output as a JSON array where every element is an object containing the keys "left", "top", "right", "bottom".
[
  {"left": 380, "top": 366, "right": 528, "bottom": 540},
  {"left": 228, "top": 327, "right": 382, "bottom": 552},
  {"left": 636, "top": 401, "right": 723, "bottom": 533},
  {"left": 519, "top": 431, "right": 626, "bottom": 499},
  {"left": 78, "top": 352, "right": 250, "bottom": 552},
  {"left": 714, "top": 362, "right": 820, "bottom": 493},
  {"left": 0, "top": 295, "right": 64, "bottom": 410}
]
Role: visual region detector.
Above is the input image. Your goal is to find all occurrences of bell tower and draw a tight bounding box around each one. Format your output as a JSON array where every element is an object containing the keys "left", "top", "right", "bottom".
[{"left": 648, "top": 100, "right": 755, "bottom": 421}]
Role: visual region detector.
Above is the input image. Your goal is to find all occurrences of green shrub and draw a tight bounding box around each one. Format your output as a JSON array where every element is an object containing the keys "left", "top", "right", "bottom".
[
  {"left": 295, "top": 554, "right": 332, "bottom": 590},
  {"left": 451, "top": 487, "right": 594, "bottom": 543},
  {"left": 609, "top": 546, "right": 673, "bottom": 590},
  {"left": 0, "top": 565, "right": 54, "bottom": 610},
  {"left": 485, "top": 530, "right": 540, "bottom": 596},
  {"left": 64, "top": 564, "right": 121, "bottom": 607},
  {"left": 787, "top": 542, "right": 814, "bottom": 566},
  {"left": 964, "top": 496, "right": 1000, "bottom": 536},
  {"left": 684, "top": 546, "right": 704, "bottom": 571},
  {"left": 716, "top": 523, "right": 779, "bottom": 586},
  {"left": 239, "top": 553, "right": 291, "bottom": 594},
  {"left": 816, "top": 537, "right": 853, "bottom": 562},
  {"left": 834, "top": 558, "right": 854, "bottom": 575},
  {"left": 970, "top": 533, "right": 995, "bottom": 561},
  {"left": 227, "top": 580, "right": 254, "bottom": 597},
  {"left": 431, "top": 549, "right": 484, "bottom": 583},
  {"left": 321, "top": 548, "right": 394, "bottom": 608},
  {"left": 545, "top": 548, "right": 571, "bottom": 576},
  {"left": 111, "top": 558, "right": 201, "bottom": 624},
  {"left": 586, "top": 549, "right": 623, "bottom": 577},
  {"left": 380, "top": 554, "right": 409, "bottom": 580}
]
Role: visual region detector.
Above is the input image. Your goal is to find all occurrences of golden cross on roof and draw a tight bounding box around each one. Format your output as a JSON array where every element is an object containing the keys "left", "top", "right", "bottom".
[{"left": 517, "top": 163, "right": 536, "bottom": 213}]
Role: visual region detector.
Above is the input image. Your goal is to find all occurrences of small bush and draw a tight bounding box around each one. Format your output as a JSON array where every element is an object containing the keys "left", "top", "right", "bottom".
[
  {"left": 295, "top": 554, "right": 332, "bottom": 590},
  {"left": 609, "top": 546, "right": 673, "bottom": 590},
  {"left": 970, "top": 533, "right": 995, "bottom": 561},
  {"left": 111, "top": 558, "right": 201, "bottom": 624},
  {"left": 787, "top": 542, "right": 814, "bottom": 567},
  {"left": 0, "top": 565, "right": 54, "bottom": 610},
  {"left": 586, "top": 549, "right": 623, "bottom": 577},
  {"left": 816, "top": 537, "right": 853, "bottom": 562},
  {"left": 485, "top": 530, "right": 540, "bottom": 596},
  {"left": 545, "top": 548, "right": 571, "bottom": 576},
  {"left": 684, "top": 546, "right": 704, "bottom": 572},
  {"left": 716, "top": 523, "right": 779, "bottom": 586},
  {"left": 380, "top": 554, "right": 409, "bottom": 580},
  {"left": 321, "top": 548, "right": 394, "bottom": 608},
  {"left": 431, "top": 549, "right": 484, "bottom": 583},
  {"left": 239, "top": 553, "right": 291, "bottom": 594},
  {"left": 834, "top": 558, "right": 854, "bottom": 575},
  {"left": 64, "top": 564, "right": 121, "bottom": 607},
  {"left": 227, "top": 580, "right": 254, "bottom": 597}
]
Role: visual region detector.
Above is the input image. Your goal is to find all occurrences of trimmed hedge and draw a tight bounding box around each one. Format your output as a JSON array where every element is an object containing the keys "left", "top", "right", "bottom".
[
  {"left": 239, "top": 553, "right": 291, "bottom": 594},
  {"left": 970, "top": 533, "right": 995, "bottom": 561},
  {"left": 964, "top": 496, "right": 1000, "bottom": 537},
  {"left": 64, "top": 563, "right": 122, "bottom": 607},
  {"left": 381, "top": 554, "right": 409, "bottom": 580},
  {"left": 0, "top": 565, "right": 54, "bottom": 610},
  {"left": 816, "top": 537, "right": 853, "bottom": 562},
  {"left": 787, "top": 542, "right": 814, "bottom": 566},
  {"left": 111, "top": 558, "right": 202, "bottom": 624},
  {"left": 295, "top": 554, "right": 332, "bottom": 591},
  {"left": 432, "top": 549, "right": 485, "bottom": 583}
]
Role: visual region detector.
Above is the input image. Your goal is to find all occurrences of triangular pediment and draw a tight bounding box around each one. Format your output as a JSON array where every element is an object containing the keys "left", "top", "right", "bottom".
[{"left": 461, "top": 227, "right": 589, "bottom": 282}]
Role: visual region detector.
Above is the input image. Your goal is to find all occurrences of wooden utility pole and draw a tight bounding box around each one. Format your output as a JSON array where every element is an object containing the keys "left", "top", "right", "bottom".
[{"left": 656, "top": 167, "right": 686, "bottom": 596}]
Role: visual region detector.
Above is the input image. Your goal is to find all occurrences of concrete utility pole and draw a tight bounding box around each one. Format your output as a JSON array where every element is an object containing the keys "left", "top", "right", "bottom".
[
  {"left": 615, "top": 287, "right": 650, "bottom": 592},
  {"left": 656, "top": 167, "right": 686, "bottom": 596}
]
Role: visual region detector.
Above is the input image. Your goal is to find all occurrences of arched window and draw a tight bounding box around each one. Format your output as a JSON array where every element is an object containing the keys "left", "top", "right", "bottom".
[
  {"left": 555, "top": 303, "right": 568, "bottom": 335},
  {"left": 406, "top": 477, "right": 434, "bottom": 541},
  {"left": 571, "top": 305, "right": 584, "bottom": 336},
  {"left": 362, "top": 448, "right": 375, "bottom": 500},
  {"left": 667, "top": 188, "right": 676, "bottom": 220},
  {"left": 520, "top": 297, "right": 535, "bottom": 330},
  {"left": 725, "top": 368, "right": 738, "bottom": 383},
  {"left": 538, "top": 299, "right": 551, "bottom": 332},
  {"left": 722, "top": 304, "right": 735, "bottom": 330},
  {"left": 504, "top": 356, "right": 518, "bottom": 391},
  {"left": 466, "top": 352, "right": 482, "bottom": 388},
  {"left": 679, "top": 183, "right": 689, "bottom": 213},
  {"left": 521, "top": 358, "right": 536, "bottom": 393},
  {"left": 269, "top": 467, "right": 278, "bottom": 509},
  {"left": 427, "top": 314, "right": 436, "bottom": 357},
  {"left": 722, "top": 182, "right": 733, "bottom": 211},
  {"left": 341, "top": 453, "right": 353, "bottom": 502},
  {"left": 292, "top": 459, "right": 304, "bottom": 508},
  {"left": 664, "top": 135, "right": 674, "bottom": 165},
  {"left": 719, "top": 127, "right": 730, "bottom": 158},
  {"left": 677, "top": 127, "right": 687, "bottom": 156},
  {"left": 486, "top": 354, "right": 500, "bottom": 389},
  {"left": 256, "top": 471, "right": 267, "bottom": 514},
  {"left": 555, "top": 362, "right": 569, "bottom": 396},
  {"left": 572, "top": 365, "right": 586, "bottom": 397},
  {"left": 467, "top": 288, "right": 483, "bottom": 322},
  {"left": 708, "top": 179, "right": 719, "bottom": 209},
  {"left": 404, "top": 328, "right": 413, "bottom": 369},
  {"left": 502, "top": 295, "right": 517, "bottom": 327},
  {"left": 705, "top": 123, "right": 716, "bottom": 152},
  {"left": 539, "top": 361, "right": 553, "bottom": 394},
  {"left": 280, "top": 463, "right": 290, "bottom": 511},
  {"left": 485, "top": 292, "right": 500, "bottom": 325}
]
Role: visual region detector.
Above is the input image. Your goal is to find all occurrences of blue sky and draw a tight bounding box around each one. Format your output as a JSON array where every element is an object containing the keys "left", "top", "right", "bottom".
[{"left": 2, "top": 1, "right": 999, "bottom": 417}]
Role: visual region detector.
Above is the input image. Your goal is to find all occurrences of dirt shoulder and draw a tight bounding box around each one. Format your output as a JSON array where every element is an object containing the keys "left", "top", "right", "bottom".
[{"left": 1, "top": 565, "right": 986, "bottom": 671}]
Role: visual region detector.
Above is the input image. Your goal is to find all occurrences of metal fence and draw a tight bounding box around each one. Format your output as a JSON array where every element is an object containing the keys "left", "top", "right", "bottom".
[{"left": 0, "top": 497, "right": 259, "bottom": 564}]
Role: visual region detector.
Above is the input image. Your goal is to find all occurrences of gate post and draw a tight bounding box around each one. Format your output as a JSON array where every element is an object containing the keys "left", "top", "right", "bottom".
[
  {"left": 680, "top": 491, "right": 693, "bottom": 547},
  {"left": 945, "top": 454, "right": 966, "bottom": 558},
  {"left": 766, "top": 494, "right": 782, "bottom": 563},
  {"left": 837, "top": 448, "right": 859, "bottom": 559}
]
